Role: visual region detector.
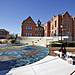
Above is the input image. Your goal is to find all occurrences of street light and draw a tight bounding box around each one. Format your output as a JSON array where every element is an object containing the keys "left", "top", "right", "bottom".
[{"left": 60, "top": 25, "right": 63, "bottom": 43}]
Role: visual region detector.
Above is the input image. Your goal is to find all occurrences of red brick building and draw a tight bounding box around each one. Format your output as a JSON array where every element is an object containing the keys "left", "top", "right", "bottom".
[
  {"left": 50, "top": 12, "right": 74, "bottom": 41},
  {"left": 43, "top": 11, "right": 75, "bottom": 41},
  {"left": 21, "top": 12, "right": 75, "bottom": 41},
  {"left": 21, "top": 16, "right": 36, "bottom": 36},
  {"left": 21, "top": 17, "right": 44, "bottom": 37}
]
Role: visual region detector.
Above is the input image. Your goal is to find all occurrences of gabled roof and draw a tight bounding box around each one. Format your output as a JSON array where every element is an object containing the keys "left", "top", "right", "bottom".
[
  {"left": 0, "top": 29, "right": 9, "bottom": 33},
  {"left": 22, "top": 16, "right": 36, "bottom": 25},
  {"left": 62, "top": 11, "right": 72, "bottom": 18}
]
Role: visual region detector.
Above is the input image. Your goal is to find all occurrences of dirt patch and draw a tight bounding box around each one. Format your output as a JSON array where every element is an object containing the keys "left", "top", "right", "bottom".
[
  {"left": 25, "top": 50, "right": 40, "bottom": 57},
  {"left": 0, "top": 56, "right": 17, "bottom": 61}
]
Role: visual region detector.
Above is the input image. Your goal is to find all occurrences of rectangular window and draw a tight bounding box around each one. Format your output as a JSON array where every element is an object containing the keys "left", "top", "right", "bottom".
[
  {"left": 55, "top": 21, "right": 57, "bottom": 27},
  {"left": 52, "top": 25, "right": 54, "bottom": 29},
  {"left": 26, "top": 33, "right": 32, "bottom": 36},
  {"left": 29, "top": 33, "right": 32, "bottom": 36},
  {"left": 26, "top": 26, "right": 32, "bottom": 30},
  {"left": 54, "top": 30, "right": 56, "bottom": 36}
]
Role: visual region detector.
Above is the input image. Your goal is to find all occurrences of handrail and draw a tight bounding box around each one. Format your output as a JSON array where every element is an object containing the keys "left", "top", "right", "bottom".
[{"left": 70, "top": 70, "right": 75, "bottom": 75}]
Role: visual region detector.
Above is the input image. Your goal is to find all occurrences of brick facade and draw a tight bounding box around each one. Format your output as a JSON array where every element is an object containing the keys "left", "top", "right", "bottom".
[
  {"left": 21, "top": 17, "right": 44, "bottom": 37},
  {"left": 73, "top": 18, "right": 75, "bottom": 41},
  {"left": 21, "top": 12, "right": 75, "bottom": 41},
  {"left": 50, "top": 16, "right": 59, "bottom": 36},
  {"left": 21, "top": 16, "right": 36, "bottom": 36},
  {"left": 62, "top": 12, "right": 73, "bottom": 41},
  {"left": 35, "top": 26, "right": 44, "bottom": 36},
  {"left": 50, "top": 12, "right": 75, "bottom": 41}
]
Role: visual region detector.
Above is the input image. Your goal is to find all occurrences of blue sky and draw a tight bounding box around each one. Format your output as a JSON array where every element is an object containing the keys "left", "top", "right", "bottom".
[{"left": 0, "top": 0, "right": 75, "bottom": 35}]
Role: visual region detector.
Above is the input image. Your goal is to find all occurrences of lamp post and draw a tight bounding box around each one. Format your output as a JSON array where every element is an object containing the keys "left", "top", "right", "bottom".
[{"left": 60, "top": 25, "right": 63, "bottom": 43}]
